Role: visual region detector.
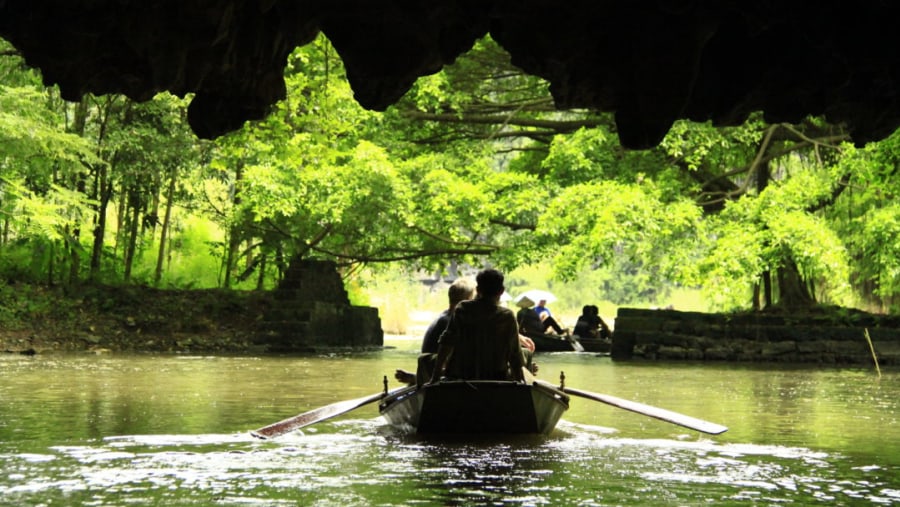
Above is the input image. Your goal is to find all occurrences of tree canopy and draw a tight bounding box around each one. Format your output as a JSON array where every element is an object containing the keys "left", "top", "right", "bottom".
[{"left": 2, "top": 34, "right": 900, "bottom": 313}]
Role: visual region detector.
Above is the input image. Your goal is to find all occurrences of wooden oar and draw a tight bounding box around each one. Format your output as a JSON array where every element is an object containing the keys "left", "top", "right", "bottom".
[
  {"left": 533, "top": 379, "right": 728, "bottom": 435},
  {"left": 251, "top": 386, "right": 407, "bottom": 439}
]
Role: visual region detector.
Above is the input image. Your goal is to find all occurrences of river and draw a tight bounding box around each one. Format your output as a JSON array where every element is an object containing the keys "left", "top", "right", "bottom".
[{"left": 1, "top": 336, "right": 897, "bottom": 506}]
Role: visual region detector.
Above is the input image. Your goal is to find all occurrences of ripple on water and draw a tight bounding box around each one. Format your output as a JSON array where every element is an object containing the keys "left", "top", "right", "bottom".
[{"left": 0, "top": 419, "right": 898, "bottom": 506}]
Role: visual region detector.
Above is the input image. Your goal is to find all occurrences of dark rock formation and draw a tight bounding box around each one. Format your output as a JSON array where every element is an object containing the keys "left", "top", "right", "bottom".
[{"left": 3, "top": 2, "right": 900, "bottom": 148}]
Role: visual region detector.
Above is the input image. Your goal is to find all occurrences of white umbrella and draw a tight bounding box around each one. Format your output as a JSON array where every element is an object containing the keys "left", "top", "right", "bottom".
[{"left": 514, "top": 289, "right": 557, "bottom": 306}]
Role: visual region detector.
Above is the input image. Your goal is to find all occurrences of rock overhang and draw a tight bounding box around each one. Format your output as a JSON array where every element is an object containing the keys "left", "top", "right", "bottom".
[{"left": 2, "top": 1, "right": 898, "bottom": 148}]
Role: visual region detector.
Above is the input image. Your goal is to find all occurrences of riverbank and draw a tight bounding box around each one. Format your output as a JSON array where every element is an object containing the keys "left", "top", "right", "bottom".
[
  {"left": 0, "top": 283, "right": 270, "bottom": 354},
  {"left": 5, "top": 282, "right": 900, "bottom": 365}
]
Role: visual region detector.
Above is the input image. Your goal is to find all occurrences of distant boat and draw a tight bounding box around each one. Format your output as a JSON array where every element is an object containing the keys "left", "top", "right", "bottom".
[
  {"left": 525, "top": 332, "right": 579, "bottom": 352},
  {"left": 575, "top": 336, "right": 612, "bottom": 354},
  {"left": 378, "top": 380, "right": 570, "bottom": 435}
]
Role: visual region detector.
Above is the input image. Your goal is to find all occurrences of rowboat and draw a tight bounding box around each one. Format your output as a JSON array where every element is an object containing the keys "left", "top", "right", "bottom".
[
  {"left": 378, "top": 379, "right": 570, "bottom": 435},
  {"left": 252, "top": 375, "right": 728, "bottom": 440},
  {"left": 526, "top": 332, "right": 578, "bottom": 352},
  {"left": 575, "top": 336, "right": 611, "bottom": 353}
]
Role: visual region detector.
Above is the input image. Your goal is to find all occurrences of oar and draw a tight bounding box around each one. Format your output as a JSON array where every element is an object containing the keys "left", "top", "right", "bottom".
[
  {"left": 251, "top": 384, "right": 408, "bottom": 439},
  {"left": 533, "top": 379, "right": 728, "bottom": 435},
  {"left": 565, "top": 334, "right": 585, "bottom": 352}
]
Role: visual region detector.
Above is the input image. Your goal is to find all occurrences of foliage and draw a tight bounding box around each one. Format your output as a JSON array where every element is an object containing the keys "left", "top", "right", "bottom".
[
  {"left": 536, "top": 179, "right": 703, "bottom": 296},
  {"left": 4, "top": 31, "right": 900, "bottom": 317}
]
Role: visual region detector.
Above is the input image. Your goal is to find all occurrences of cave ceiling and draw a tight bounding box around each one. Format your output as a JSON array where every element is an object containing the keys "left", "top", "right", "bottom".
[{"left": 1, "top": 1, "right": 899, "bottom": 148}]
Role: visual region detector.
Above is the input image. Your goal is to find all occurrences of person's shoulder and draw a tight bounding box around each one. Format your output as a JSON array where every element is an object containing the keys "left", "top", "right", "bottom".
[
  {"left": 495, "top": 305, "right": 515, "bottom": 318},
  {"left": 456, "top": 299, "right": 478, "bottom": 311}
]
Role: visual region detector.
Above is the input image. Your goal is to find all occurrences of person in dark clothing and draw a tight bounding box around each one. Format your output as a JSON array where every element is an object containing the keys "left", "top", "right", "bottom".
[
  {"left": 573, "top": 305, "right": 611, "bottom": 339},
  {"left": 516, "top": 303, "right": 545, "bottom": 336},
  {"left": 429, "top": 269, "right": 526, "bottom": 383},
  {"left": 590, "top": 305, "right": 612, "bottom": 339},
  {"left": 573, "top": 305, "right": 594, "bottom": 339},
  {"left": 420, "top": 278, "right": 476, "bottom": 354},
  {"left": 395, "top": 278, "right": 476, "bottom": 385}
]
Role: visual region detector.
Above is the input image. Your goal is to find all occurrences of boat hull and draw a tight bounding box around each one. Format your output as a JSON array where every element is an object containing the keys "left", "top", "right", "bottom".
[
  {"left": 576, "top": 337, "right": 611, "bottom": 353},
  {"left": 379, "top": 381, "right": 569, "bottom": 435},
  {"left": 527, "top": 332, "right": 576, "bottom": 352}
]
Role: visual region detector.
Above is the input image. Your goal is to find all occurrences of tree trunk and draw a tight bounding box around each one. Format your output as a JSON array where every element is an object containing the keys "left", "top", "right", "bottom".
[
  {"left": 67, "top": 172, "right": 88, "bottom": 286},
  {"left": 123, "top": 191, "right": 141, "bottom": 282},
  {"left": 761, "top": 270, "right": 772, "bottom": 309},
  {"left": 154, "top": 167, "right": 177, "bottom": 286},
  {"left": 757, "top": 160, "right": 773, "bottom": 309},
  {"left": 114, "top": 179, "right": 127, "bottom": 259},
  {"left": 89, "top": 165, "right": 112, "bottom": 282},
  {"left": 256, "top": 253, "right": 267, "bottom": 290},
  {"left": 67, "top": 226, "right": 80, "bottom": 286},
  {"left": 145, "top": 169, "right": 162, "bottom": 239},
  {"left": 223, "top": 163, "right": 243, "bottom": 288},
  {"left": 66, "top": 98, "right": 90, "bottom": 287},
  {"left": 776, "top": 256, "right": 815, "bottom": 309}
]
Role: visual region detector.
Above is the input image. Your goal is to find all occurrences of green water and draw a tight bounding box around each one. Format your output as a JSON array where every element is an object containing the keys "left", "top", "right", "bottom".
[{"left": 0, "top": 337, "right": 897, "bottom": 506}]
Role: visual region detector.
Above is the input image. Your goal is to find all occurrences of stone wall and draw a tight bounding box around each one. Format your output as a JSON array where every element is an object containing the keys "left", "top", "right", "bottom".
[
  {"left": 611, "top": 307, "right": 900, "bottom": 365},
  {"left": 258, "top": 259, "right": 383, "bottom": 352}
]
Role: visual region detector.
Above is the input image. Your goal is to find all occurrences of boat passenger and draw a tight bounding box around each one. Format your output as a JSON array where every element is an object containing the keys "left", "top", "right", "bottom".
[
  {"left": 516, "top": 301, "right": 545, "bottom": 336},
  {"left": 421, "top": 278, "right": 476, "bottom": 354},
  {"left": 534, "top": 299, "right": 568, "bottom": 335},
  {"left": 394, "top": 277, "right": 476, "bottom": 386},
  {"left": 574, "top": 305, "right": 611, "bottom": 340},
  {"left": 517, "top": 299, "right": 566, "bottom": 344},
  {"left": 396, "top": 277, "right": 537, "bottom": 386},
  {"left": 428, "top": 268, "right": 526, "bottom": 383}
]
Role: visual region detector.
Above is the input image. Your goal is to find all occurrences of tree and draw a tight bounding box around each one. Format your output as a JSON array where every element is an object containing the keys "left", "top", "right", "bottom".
[
  {"left": 6, "top": 31, "right": 900, "bottom": 318},
  {"left": 0, "top": 44, "right": 104, "bottom": 284}
]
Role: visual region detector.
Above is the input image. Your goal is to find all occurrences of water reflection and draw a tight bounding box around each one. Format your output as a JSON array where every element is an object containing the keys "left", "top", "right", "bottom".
[
  {"left": 1, "top": 350, "right": 898, "bottom": 505},
  {"left": 2, "top": 420, "right": 897, "bottom": 506}
]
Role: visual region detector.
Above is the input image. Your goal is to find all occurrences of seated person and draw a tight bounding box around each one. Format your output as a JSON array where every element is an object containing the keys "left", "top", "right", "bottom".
[
  {"left": 516, "top": 302, "right": 545, "bottom": 336},
  {"left": 517, "top": 299, "right": 567, "bottom": 340},
  {"left": 395, "top": 278, "right": 537, "bottom": 385},
  {"left": 429, "top": 268, "right": 526, "bottom": 383},
  {"left": 573, "top": 305, "right": 595, "bottom": 339},
  {"left": 590, "top": 305, "right": 612, "bottom": 339},
  {"left": 534, "top": 299, "right": 567, "bottom": 335},
  {"left": 395, "top": 278, "right": 475, "bottom": 386},
  {"left": 573, "top": 305, "right": 612, "bottom": 340}
]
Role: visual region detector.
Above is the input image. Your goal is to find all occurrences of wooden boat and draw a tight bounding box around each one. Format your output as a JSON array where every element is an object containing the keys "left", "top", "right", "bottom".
[
  {"left": 252, "top": 372, "right": 727, "bottom": 439},
  {"left": 526, "top": 332, "right": 578, "bottom": 352},
  {"left": 575, "top": 336, "right": 612, "bottom": 353},
  {"left": 378, "top": 380, "right": 570, "bottom": 435}
]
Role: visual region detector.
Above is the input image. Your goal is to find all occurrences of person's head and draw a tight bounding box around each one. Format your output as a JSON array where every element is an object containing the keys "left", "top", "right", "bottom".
[
  {"left": 581, "top": 305, "right": 591, "bottom": 316},
  {"left": 447, "top": 278, "right": 476, "bottom": 309},
  {"left": 590, "top": 305, "right": 599, "bottom": 315},
  {"left": 538, "top": 299, "right": 547, "bottom": 307},
  {"left": 475, "top": 268, "right": 505, "bottom": 299}
]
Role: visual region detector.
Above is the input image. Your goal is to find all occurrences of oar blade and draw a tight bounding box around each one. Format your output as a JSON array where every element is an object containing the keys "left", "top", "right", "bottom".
[
  {"left": 566, "top": 335, "right": 585, "bottom": 352},
  {"left": 251, "top": 391, "right": 385, "bottom": 439},
  {"left": 562, "top": 385, "right": 728, "bottom": 435}
]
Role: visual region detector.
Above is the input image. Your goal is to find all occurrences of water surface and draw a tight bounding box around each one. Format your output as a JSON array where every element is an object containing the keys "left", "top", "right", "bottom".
[{"left": 1, "top": 337, "right": 897, "bottom": 505}]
